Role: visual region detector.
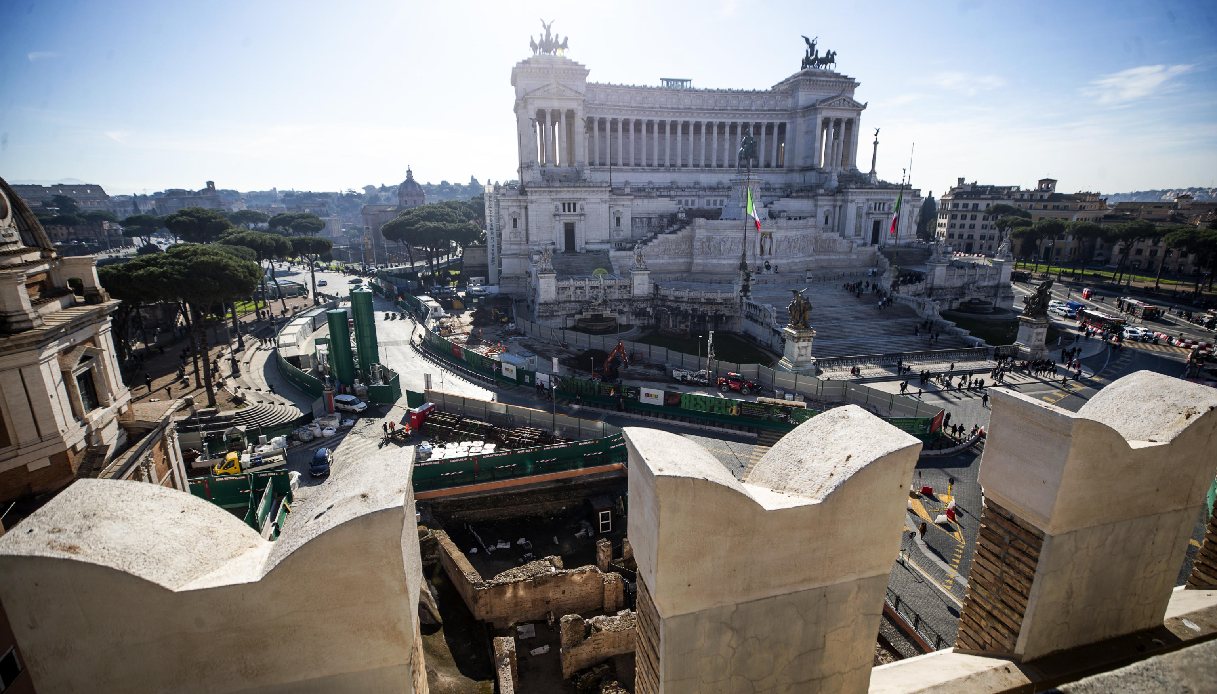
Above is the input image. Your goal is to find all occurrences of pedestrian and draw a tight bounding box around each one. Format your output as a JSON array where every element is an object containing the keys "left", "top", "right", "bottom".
[
  {"left": 916, "top": 388, "right": 922, "bottom": 398},
  {"left": 268, "top": 384, "right": 275, "bottom": 395},
  {"left": 165, "top": 383, "right": 172, "bottom": 397},
  {"left": 144, "top": 373, "right": 152, "bottom": 393},
  {"left": 919, "top": 521, "right": 927, "bottom": 539},
  {"left": 982, "top": 392, "right": 990, "bottom": 408},
  {"left": 382, "top": 421, "right": 389, "bottom": 437}
]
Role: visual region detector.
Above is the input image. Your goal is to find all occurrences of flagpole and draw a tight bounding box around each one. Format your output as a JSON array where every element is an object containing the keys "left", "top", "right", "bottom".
[{"left": 903, "top": 142, "right": 915, "bottom": 244}]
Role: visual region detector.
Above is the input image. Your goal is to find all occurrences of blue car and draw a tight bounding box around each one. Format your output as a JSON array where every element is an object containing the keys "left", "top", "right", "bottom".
[{"left": 310, "top": 447, "right": 332, "bottom": 477}]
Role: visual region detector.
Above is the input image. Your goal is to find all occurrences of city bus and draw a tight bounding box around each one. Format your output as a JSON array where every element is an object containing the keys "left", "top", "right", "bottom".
[
  {"left": 1077, "top": 309, "right": 1126, "bottom": 335},
  {"left": 1120, "top": 298, "right": 1164, "bottom": 320}
]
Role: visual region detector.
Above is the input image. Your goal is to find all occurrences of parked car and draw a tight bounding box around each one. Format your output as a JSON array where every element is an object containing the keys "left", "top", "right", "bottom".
[
  {"left": 317, "top": 279, "right": 328, "bottom": 287},
  {"left": 672, "top": 368, "right": 710, "bottom": 385},
  {"left": 333, "top": 394, "right": 368, "bottom": 413},
  {"left": 310, "top": 447, "right": 332, "bottom": 477},
  {"left": 717, "top": 372, "right": 759, "bottom": 395},
  {"left": 1122, "top": 326, "right": 1149, "bottom": 342}
]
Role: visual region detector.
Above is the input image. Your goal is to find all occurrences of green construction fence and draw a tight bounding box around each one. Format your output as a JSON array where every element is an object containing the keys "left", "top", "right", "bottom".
[{"left": 413, "top": 433, "right": 627, "bottom": 493}]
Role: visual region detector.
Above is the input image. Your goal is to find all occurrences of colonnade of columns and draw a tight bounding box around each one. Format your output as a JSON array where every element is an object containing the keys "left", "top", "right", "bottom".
[
  {"left": 816, "top": 117, "right": 857, "bottom": 171},
  {"left": 586, "top": 118, "right": 787, "bottom": 169},
  {"left": 534, "top": 108, "right": 581, "bottom": 167}
]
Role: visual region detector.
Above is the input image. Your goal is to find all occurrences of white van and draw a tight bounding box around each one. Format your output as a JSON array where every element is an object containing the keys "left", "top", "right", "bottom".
[{"left": 419, "top": 296, "right": 447, "bottom": 319}]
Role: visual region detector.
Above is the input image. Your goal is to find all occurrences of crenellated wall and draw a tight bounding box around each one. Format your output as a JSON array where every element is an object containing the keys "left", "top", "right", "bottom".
[
  {"left": 0, "top": 448, "right": 426, "bottom": 693},
  {"left": 626, "top": 406, "right": 923, "bottom": 692}
]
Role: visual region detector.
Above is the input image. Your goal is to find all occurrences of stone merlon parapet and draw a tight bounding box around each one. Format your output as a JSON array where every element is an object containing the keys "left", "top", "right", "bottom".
[
  {"left": 980, "top": 370, "right": 1217, "bottom": 536},
  {"left": 625, "top": 405, "right": 922, "bottom": 618},
  {"left": 0, "top": 448, "right": 426, "bottom": 692}
]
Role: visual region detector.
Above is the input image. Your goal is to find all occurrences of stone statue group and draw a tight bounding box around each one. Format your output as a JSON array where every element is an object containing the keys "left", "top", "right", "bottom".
[
  {"left": 800, "top": 35, "right": 837, "bottom": 70},
  {"left": 1022, "top": 280, "right": 1053, "bottom": 318},
  {"left": 787, "top": 289, "right": 812, "bottom": 330},
  {"left": 530, "top": 19, "right": 568, "bottom": 56}
]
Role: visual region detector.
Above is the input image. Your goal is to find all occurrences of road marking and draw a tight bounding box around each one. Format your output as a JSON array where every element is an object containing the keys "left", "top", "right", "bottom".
[{"left": 907, "top": 495, "right": 963, "bottom": 544}]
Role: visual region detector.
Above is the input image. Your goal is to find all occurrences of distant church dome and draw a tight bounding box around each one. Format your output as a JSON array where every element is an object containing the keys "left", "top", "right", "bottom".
[{"left": 397, "top": 167, "right": 425, "bottom": 209}]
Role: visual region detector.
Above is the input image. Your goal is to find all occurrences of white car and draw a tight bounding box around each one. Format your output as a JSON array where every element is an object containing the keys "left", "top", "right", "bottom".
[
  {"left": 1048, "top": 306, "right": 1074, "bottom": 319},
  {"left": 1122, "top": 327, "right": 1149, "bottom": 341},
  {"left": 333, "top": 394, "right": 368, "bottom": 414}
]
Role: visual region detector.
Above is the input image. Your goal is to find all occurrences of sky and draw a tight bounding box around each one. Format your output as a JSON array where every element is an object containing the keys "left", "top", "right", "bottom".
[{"left": 2, "top": 0, "right": 1216, "bottom": 199}]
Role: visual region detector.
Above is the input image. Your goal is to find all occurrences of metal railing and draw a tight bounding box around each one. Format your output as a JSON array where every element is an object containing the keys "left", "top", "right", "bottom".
[{"left": 884, "top": 586, "right": 950, "bottom": 652}]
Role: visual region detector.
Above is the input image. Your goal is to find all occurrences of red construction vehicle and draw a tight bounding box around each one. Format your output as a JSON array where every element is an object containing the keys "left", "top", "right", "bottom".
[
  {"left": 716, "top": 372, "right": 759, "bottom": 395},
  {"left": 593, "top": 341, "right": 630, "bottom": 381}
]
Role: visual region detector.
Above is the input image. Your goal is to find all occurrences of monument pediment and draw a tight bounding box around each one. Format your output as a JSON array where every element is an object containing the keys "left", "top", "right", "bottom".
[
  {"left": 522, "top": 82, "right": 586, "bottom": 100},
  {"left": 816, "top": 95, "right": 866, "bottom": 110}
]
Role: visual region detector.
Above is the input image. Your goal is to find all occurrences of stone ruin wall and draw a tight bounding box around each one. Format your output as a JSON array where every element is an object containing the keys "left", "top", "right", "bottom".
[
  {"left": 560, "top": 610, "right": 637, "bottom": 679},
  {"left": 434, "top": 529, "right": 624, "bottom": 629}
]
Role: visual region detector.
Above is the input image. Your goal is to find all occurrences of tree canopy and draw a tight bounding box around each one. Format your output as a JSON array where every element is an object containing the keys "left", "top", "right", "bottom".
[
  {"left": 227, "top": 209, "right": 270, "bottom": 227},
  {"left": 121, "top": 214, "right": 163, "bottom": 245},
  {"left": 916, "top": 194, "right": 937, "bottom": 241},
  {"left": 987, "top": 203, "right": 1031, "bottom": 220},
  {"left": 268, "top": 212, "right": 326, "bottom": 236},
  {"left": 164, "top": 207, "right": 232, "bottom": 244},
  {"left": 290, "top": 236, "right": 334, "bottom": 303},
  {"left": 382, "top": 203, "right": 480, "bottom": 273},
  {"left": 48, "top": 194, "right": 80, "bottom": 215}
]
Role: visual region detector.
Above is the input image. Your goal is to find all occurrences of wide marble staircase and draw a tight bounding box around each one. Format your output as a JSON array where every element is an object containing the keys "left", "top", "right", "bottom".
[
  {"left": 749, "top": 282, "right": 973, "bottom": 358},
  {"left": 551, "top": 250, "right": 613, "bottom": 277}
]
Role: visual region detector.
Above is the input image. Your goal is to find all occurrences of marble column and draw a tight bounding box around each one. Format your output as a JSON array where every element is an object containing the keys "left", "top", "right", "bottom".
[
  {"left": 730, "top": 123, "right": 738, "bottom": 168},
  {"left": 676, "top": 121, "right": 683, "bottom": 168},
  {"left": 559, "top": 109, "right": 567, "bottom": 165},
  {"left": 541, "top": 111, "right": 550, "bottom": 165},
  {"left": 710, "top": 122, "right": 718, "bottom": 168},
  {"left": 758, "top": 122, "right": 768, "bottom": 168},
  {"left": 592, "top": 117, "right": 600, "bottom": 166},
  {"left": 771, "top": 123, "right": 781, "bottom": 169},
  {"left": 699, "top": 122, "right": 706, "bottom": 167},
  {"left": 616, "top": 118, "right": 623, "bottom": 167},
  {"left": 642, "top": 120, "right": 649, "bottom": 168},
  {"left": 574, "top": 111, "right": 586, "bottom": 168}
]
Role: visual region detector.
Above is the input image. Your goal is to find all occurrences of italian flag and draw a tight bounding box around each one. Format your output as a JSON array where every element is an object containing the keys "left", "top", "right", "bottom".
[
  {"left": 888, "top": 188, "right": 903, "bottom": 236},
  {"left": 746, "top": 188, "right": 761, "bottom": 231}
]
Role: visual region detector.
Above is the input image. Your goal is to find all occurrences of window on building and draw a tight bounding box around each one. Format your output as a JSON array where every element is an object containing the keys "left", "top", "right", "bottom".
[
  {"left": 969, "top": 224, "right": 975, "bottom": 229},
  {"left": 511, "top": 217, "right": 518, "bottom": 229},
  {"left": 598, "top": 510, "right": 612, "bottom": 533},
  {"left": 0, "top": 646, "right": 22, "bottom": 690},
  {"left": 950, "top": 213, "right": 957, "bottom": 220},
  {"left": 76, "top": 369, "right": 100, "bottom": 413},
  {"left": 615, "top": 215, "right": 621, "bottom": 228},
  {"left": 1149, "top": 249, "right": 1158, "bottom": 257},
  {"left": 972, "top": 203, "right": 979, "bottom": 210},
  {"left": 561, "top": 202, "right": 577, "bottom": 214},
  {"left": 1134, "top": 248, "right": 1144, "bottom": 256}
]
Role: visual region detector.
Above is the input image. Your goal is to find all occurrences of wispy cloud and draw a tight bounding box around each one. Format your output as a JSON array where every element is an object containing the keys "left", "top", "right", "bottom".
[
  {"left": 27, "top": 51, "right": 61, "bottom": 62},
  {"left": 927, "top": 71, "right": 1006, "bottom": 95},
  {"left": 885, "top": 93, "right": 923, "bottom": 107},
  {"left": 1084, "top": 64, "right": 1194, "bottom": 105}
]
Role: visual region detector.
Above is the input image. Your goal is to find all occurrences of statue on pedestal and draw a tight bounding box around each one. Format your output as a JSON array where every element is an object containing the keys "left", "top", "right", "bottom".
[
  {"left": 1022, "top": 279, "right": 1053, "bottom": 317},
  {"left": 787, "top": 288, "right": 812, "bottom": 329},
  {"left": 632, "top": 241, "right": 647, "bottom": 270},
  {"left": 538, "top": 245, "right": 554, "bottom": 273}
]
